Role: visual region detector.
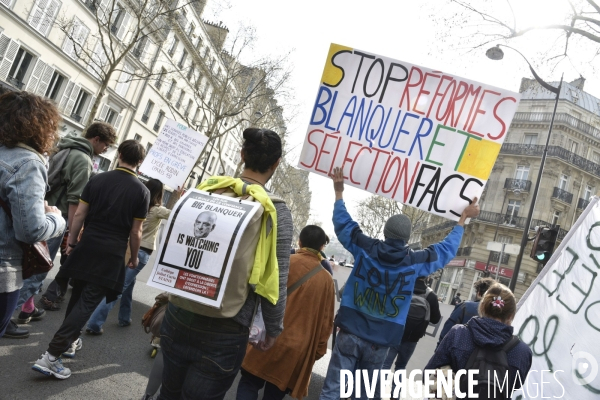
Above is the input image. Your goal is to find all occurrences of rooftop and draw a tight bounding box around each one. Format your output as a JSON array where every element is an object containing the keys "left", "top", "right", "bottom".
[{"left": 520, "top": 77, "right": 600, "bottom": 117}]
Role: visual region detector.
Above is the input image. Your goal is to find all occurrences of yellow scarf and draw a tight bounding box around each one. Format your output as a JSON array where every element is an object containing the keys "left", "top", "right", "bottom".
[{"left": 197, "top": 176, "right": 279, "bottom": 305}]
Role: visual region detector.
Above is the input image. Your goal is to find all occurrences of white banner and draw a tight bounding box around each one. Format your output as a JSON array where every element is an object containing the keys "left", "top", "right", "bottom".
[
  {"left": 512, "top": 197, "right": 600, "bottom": 399},
  {"left": 146, "top": 189, "right": 261, "bottom": 308},
  {"left": 298, "top": 43, "right": 521, "bottom": 221},
  {"left": 139, "top": 119, "right": 208, "bottom": 189}
]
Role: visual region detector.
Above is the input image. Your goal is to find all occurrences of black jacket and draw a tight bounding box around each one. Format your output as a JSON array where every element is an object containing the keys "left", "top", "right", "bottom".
[{"left": 402, "top": 279, "right": 441, "bottom": 342}]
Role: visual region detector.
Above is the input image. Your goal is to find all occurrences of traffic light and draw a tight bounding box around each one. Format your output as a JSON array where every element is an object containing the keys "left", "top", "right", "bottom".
[{"left": 530, "top": 226, "right": 559, "bottom": 265}]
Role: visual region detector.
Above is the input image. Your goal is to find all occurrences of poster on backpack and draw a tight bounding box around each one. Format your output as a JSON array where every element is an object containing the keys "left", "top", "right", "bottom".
[
  {"left": 146, "top": 189, "right": 261, "bottom": 308},
  {"left": 298, "top": 43, "right": 521, "bottom": 222},
  {"left": 510, "top": 196, "right": 600, "bottom": 399},
  {"left": 138, "top": 119, "right": 208, "bottom": 190}
]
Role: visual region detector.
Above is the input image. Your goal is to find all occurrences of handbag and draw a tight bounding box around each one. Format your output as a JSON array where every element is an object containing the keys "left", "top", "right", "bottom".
[
  {"left": 0, "top": 197, "right": 53, "bottom": 279},
  {"left": 142, "top": 292, "right": 169, "bottom": 337}
]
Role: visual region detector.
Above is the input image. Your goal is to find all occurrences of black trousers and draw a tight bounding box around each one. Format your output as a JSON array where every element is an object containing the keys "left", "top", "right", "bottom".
[
  {"left": 236, "top": 368, "right": 289, "bottom": 400},
  {"left": 47, "top": 280, "right": 107, "bottom": 357}
]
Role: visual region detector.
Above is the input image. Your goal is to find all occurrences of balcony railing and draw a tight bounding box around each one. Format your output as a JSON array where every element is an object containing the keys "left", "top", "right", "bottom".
[
  {"left": 490, "top": 251, "right": 510, "bottom": 264},
  {"left": 504, "top": 178, "right": 531, "bottom": 192},
  {"left": 166, "top": 91, "right": 173, "bottom": 100},
  {"left": 132, "top": 46, "right": 143, "bottom": 59},
  {"left": 70, "top": 113, "right": 82, "bottom": 122},
  {"left": 471, "top": 210, "right": 568, "bottom": 240},
  {"left": 552, "top": 187, "right": 574, "bottom": 204},
  {"left": 500, "top": 143, "right": 600, "bottom": 177},
  {"left": 84, "top": 0, "right": 97, "bottom": 12},
  {"left": 155, "top": 79, "right": 162, "bottom": 90},
  {"left": 456, "top": 247, "right": 472, "bottom": 256},
  {"left": 153, "top": 123, "right": 160, "bottom": 132},
  {"left": 141, "top": 114, "right": 149, "bottom": 123},
  {"left": 578, "top": 198, "right": 591, "bottom": 210},
  {"left": 512, "top": 112, "right": 600, "bottom": 141},
  {"left": 7, "top": 77, "right": 24, "bottom": 90}
]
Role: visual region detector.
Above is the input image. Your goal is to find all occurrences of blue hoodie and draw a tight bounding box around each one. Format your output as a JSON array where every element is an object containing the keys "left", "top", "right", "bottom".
[
  {"left": 333, "top": 199, "right": 463, "bottom": 347},
  {"left": 425, "top": 317, "right": 532, "bottom": 393}
]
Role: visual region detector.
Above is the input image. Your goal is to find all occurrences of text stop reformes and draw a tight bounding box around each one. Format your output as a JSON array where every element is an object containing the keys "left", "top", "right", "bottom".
[{"left": 298, "top": 44, "right": 521, "bottom": 220}]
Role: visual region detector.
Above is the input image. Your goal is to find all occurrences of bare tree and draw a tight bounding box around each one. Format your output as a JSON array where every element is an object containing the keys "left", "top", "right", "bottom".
[
  {"left": 55, "top": 0, "right": 202, "bottom": 128},
  {"left": 356, "top": 195, "right": 430, "bottom": 241},
  {"left": 434, "top": 0, "right": 600, "bottom": 72},
  {"left": 161, "top": 23, "right": 295, "bottom": 177}
]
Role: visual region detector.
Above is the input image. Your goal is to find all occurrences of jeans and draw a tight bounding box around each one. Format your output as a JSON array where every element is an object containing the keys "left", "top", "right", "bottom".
[
  {"left": 87, "top": 248, "right": 150, "bottom": 332},
  {"left": 236, "top": 368, "right": 288, "bottom": 400},
  {"left": 319, "top": 330, "right": 390, "bottom": 400},
  {"left": 158, "top": 303, "right": 249, "bottom": 400},
  {"left": 381, "top": 341, "right": 419, "bottom": 398},
  {"left": 1, "top": 290, "right": 19, "bottom": 336},
  {"left": 47, "top": 280, "right": 106, "bottom": 356},
  {"left": 15, "top": 231, "right": 65, "bottom": 309}
]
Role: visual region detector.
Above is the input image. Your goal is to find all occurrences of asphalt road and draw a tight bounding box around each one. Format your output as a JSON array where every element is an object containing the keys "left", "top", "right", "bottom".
[{"left": 0, "top": 259, "right": 455, "bottom": 400}]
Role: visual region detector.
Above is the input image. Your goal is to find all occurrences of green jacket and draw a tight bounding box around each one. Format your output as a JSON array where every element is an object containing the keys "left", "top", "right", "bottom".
[{"left": 45, "top": 134, "right": 94, "bottom": 216}]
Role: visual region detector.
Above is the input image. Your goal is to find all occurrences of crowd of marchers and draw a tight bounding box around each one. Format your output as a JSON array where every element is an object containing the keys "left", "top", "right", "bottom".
[{"left": 0, "top": 89, "right": 532, "bottom": 400}]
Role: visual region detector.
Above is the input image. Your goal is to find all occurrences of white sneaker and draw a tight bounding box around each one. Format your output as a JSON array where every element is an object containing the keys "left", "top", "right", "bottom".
[
  {"left": 32, "top": 352, "right": 71, "bottom": 379},
  {"left": 62, "top": 338, "right": 83, "bottom": 358}
]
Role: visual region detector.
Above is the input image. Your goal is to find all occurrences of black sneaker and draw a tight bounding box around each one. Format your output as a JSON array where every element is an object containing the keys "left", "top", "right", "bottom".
[
  {"left": 38, "top": 295, "right": 61, "bottom": 311},
  {"left": 2, "top": 321, "right": 29, "bottom": 339},
  {"left": 85, "top": 328, "right": 103, "bottom": 336},
  {"left": 17, "top": 308, "right": 46, "bottom": 324}
]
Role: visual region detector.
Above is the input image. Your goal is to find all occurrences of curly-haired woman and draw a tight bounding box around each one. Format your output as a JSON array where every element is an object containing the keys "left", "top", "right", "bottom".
[{"left": 0, "top": 92, "right": 66, "bottom": 339}]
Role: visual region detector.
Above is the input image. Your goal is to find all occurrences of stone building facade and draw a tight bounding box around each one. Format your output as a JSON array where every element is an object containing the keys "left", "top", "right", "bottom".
[{"left": 421, "top": 77, "right": 600, "bottom": 302}]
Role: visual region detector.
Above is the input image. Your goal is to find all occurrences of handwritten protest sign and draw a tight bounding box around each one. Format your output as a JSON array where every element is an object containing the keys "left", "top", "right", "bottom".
[
  {"left": 511, "top": 197, "right": 600, "bottom": 399},
  {"left": 147, "top": 189, "right": 261, "bottom": 308},
  {"left": 139, "top": 119, "right": 208, "bottom": 189},
  {"left": 298, "top": 44, "right": 521, "bottom": 221}
]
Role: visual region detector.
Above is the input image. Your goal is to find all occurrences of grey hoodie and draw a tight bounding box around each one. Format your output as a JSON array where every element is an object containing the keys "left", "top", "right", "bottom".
[{"left": 45, "top": 133, "right": 94, "bottom": 216}]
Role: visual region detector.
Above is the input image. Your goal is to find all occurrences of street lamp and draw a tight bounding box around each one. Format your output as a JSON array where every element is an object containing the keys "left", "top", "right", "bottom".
[{"left": 486, "top": 44, "right": 563, "bottom": 292}]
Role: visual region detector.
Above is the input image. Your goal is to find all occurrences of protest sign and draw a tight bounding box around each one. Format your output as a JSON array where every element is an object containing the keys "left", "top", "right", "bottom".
[
  {"left": 139, "top": 119, "right": 208, "bottom": 189},
  {"left": 146, "top": 189, "right": 261, "bottom": 308},
  {"left": 511, "top": 197, "right": 600, "bottom": 399},
  {"left": 298, "top": 43, "right": 521, "bottom": 221}
]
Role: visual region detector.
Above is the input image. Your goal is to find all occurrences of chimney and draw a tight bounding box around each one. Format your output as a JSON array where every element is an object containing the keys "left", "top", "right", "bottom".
[{"left": 203, "top": 20, "right": 229, "bottom": 51}]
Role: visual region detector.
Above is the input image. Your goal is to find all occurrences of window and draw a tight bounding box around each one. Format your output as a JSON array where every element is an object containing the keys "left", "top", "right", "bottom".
[
  {"left": 133, "top": 35, "right": 148, "bottom": 60},
  {"left": 176, "top": 89, "right": 184, "bottom": 109},
  {"left": 71, "top": 89, "right": 89, "bottom": 120},
  {"left": 551, "top": 211, "right": 561, "bottom": 226},
  {"left": 146, "top": 142, "right": 152, "bottom": 154},
  {"left": 187, "top": 22, "right": 195, "bottom": 36},
  {"left": 558, "top": 174, "right": 569, "bottom": 190},
  {"left": 168, "top": 36, "right": 179, "bottom": 57},
  {"left": 195, "top": 35, "right": 203, "bottom": 49},
  {"left": 514, "top": 165, "right": 529, "bottom": 181},
  {"left": 28, "top": 0, "right": 61, "bottom": 36},
  {"left": 195, "top": 72, "right": 203, "bottom": 89},
  {"left": 178, "top": 49, "right": 188, "bottom": 69},
  {"left": 569, "top": 139, "right": 579, "bottom": 155},
  {"left": 192, "top": 107, "right": 200, "bottom": 125},
  {"left": 208, "top": 156, "right": 216, "bottom": 172},
  {"left": 105, "top": 108, "right": 118, "bottom": 125},
  {"left": 592, "top": 151, "right": 600, "bottom": 165},
  {"left": 7, "top": 48, "right": 34, "bottom": 89},
  {"left": 523, "top": 134, "right": 537, "bottom": 145},
  {"left": 187, "top": 63, "right": 195, "bottom": 81},
  {"left": 155, "top": 68, "right": 166, "bottom": 89},
  {"left": 584, "top": 185, "right": 594, "bottom": 201},
  {"left": 498, "top": 235, "right": 513, "bottom": 244},
  {"left": 154, "top": 110, "right": 165, "bottom": 132},
  {"left": 62, "top": 17, "right": 90, "bottom": 59},
  {"left": 134, "top": 134, "right": 141, "bottom": 142},
  {"left": 532, "top": 105, "right": 545, "bottom": 113},
  {"left": 505, "top": 200, "right": 520, "bottom": 225},
  {"left": 141, "top": 100, "right": 153, "bottom": 123},
  {"left": 110, "top": 4, "right": 131, "bottom": 40},
  {"left": 166, "top": 79, "right": 176, "bottom": 100},
  {"left": 184, "top": 99, "right": 192, "bottom": 118},
  {"left": 44, "top": 71, "right": 65, "bottom": 101},
  {"left": 87, "top": 41, "right": 108, "bottom": 79},
  {"left": 115, "top": 64, "right": 132, "bottom": 98}
]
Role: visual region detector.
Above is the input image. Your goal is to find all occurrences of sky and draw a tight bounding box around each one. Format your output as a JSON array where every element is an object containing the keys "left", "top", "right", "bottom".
[{"left": 205, "top": 0, "right": 600, "bottom": 236}]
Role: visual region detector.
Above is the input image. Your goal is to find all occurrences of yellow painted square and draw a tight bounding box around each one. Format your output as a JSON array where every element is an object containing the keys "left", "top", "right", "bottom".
[
  {"left": 321, "top": 43, "right": 353, "bottom": 87},
  {"left": 456, "top": 139, "right": 501, "bottom": 180}
]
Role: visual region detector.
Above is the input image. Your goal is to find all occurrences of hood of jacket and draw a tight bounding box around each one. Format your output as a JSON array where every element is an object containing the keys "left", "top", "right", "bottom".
[
  {"left": 57, "top": 133, "right": 94, "bottom": 158},
  {"left": 467, "top": 316, "right": 514, "bottom": 349},
  {"left": 364, "top": 237, "right": 410, "bottom": 267}
]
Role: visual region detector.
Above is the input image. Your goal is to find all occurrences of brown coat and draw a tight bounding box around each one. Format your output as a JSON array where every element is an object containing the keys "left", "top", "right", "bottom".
[{"left": 241, "top": 249, "right": 335, "bottom": 399}]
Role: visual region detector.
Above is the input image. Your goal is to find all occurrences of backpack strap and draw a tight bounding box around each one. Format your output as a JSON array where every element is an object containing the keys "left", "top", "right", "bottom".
[
  {"left": 287, "top": 264, "right": 323, "bottom": 295},
  {"left": 460, "top": 303, "right": 467, "bottom": 323},
  {"left": 502, "top": 335, "right": 520, "bottom": 352}
]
